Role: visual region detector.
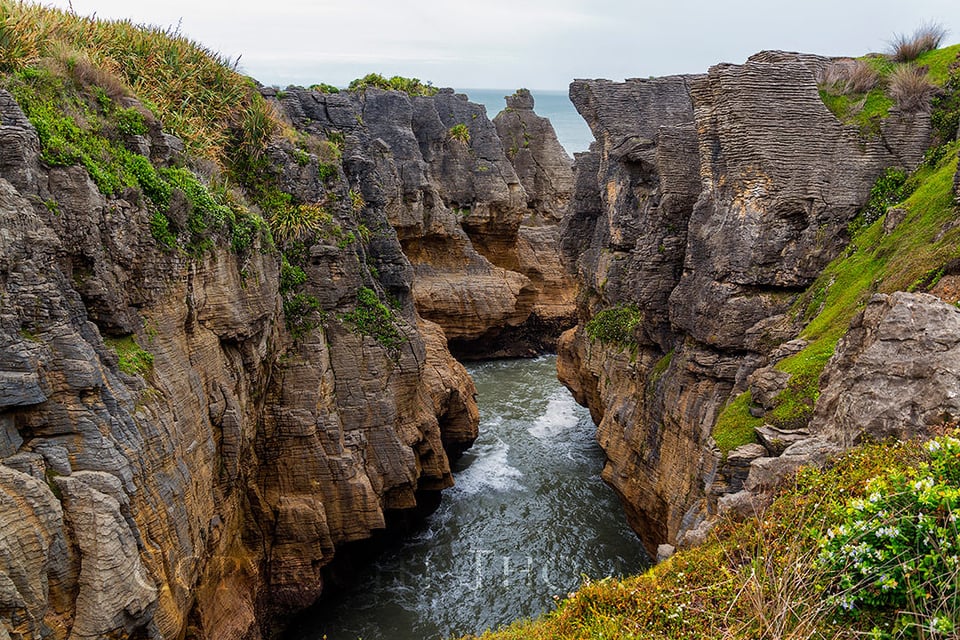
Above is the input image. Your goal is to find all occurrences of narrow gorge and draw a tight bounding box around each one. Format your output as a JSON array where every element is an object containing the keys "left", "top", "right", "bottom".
[
  {"left": 3, "top": 4, "right": 960, "bottom": 640},
  {"left": 0, "top": 7, "right": 578, "bottom": 633}
]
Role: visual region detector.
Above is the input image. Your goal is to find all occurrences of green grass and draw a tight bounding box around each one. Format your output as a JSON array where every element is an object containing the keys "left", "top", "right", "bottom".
[
  {"left": 340, "top": 287, "right": 407, "bottom": 354},
  {"left": 818, "top": 87, "right": 894, "bottom": 134},
  {"left": 818, "top": 44, "right": 960, "bottom": 134},
  {"left": 105, "top": 335, "right": 153, "bottom": 376},
  {"left": 649, "top": 349, "right": 674, "bottom": 384},
  {"left": 1, "top": 55, "right": 267, "bottom": 257},
  {"left": 584, "top": 304, "right": 642, "bottom": 350},
  {"left": 712, "top": 391, "right": 762, "bottom": 453},
  {"left": 282, "top": 293, "right": 324, "bottom": 339},
  {"left": 463, "top": 438, "right": 932, "bottom": 640},
  {"left": 914, "top": 43, "right": 960, "bottom": 85},
  {"left": 448, "top": 123, "right": 470, "bottom": 144}
]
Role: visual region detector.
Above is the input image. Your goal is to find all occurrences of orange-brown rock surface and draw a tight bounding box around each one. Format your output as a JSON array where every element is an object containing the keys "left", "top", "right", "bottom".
[
  {"left": 0, "top": 84, "right": 478, "bottom": 639},
  {"left": 275, "top": 87, "right": 576, "bottom": 358}
]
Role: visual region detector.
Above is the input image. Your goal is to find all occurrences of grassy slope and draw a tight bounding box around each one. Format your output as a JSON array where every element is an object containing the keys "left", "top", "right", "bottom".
[
  {"left": 0, "top": 0, "right": 252, "bottom": 161},
  {"left": 713, "top": 44, "right": 960, "bottom": 454},
  {"left": 817, "top": 43, "right": 960, "bottom": 134}
]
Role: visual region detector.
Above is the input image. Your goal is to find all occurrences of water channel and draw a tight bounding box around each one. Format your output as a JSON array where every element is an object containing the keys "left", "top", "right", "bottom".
[{"left": 287, "top": 356, "right": 649, "bottom": 640}]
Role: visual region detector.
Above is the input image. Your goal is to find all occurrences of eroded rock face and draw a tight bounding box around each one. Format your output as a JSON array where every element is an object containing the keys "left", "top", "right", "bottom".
[
  {"left": 814, "top": 292, "right": 960, "bottom": 445},
  {"left": 275, "top": 87, "right": 575, "bottom": 357},
  {"left": 558, "top": 53, "right": 931, "bottom": 553},
  {"left": 0, "top": 87, "right": 478, "bottom": 639}
]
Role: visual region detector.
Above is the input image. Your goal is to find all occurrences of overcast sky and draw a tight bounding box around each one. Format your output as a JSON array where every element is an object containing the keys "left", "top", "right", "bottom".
[{"left": 40, "top": 0, "right": 960, "bottom": 90}]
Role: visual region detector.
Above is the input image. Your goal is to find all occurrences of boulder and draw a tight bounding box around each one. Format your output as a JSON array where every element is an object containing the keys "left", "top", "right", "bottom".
[{"left": 814, "top": 292, "right": 960, "bottom": 446}]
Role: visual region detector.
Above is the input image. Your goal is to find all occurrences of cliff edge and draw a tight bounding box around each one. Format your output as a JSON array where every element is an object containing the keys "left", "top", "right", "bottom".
[{"left": 558, "top": 47, "right": 959, "bottom": 553}]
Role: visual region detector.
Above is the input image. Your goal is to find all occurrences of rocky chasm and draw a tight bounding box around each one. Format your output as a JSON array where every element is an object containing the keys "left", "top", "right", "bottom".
[
  {"left": 558, "top": 49, "right": 960, "bottom": 555},
  {"left": 0, "top": 83, "right": 574, "bottom": 639}
]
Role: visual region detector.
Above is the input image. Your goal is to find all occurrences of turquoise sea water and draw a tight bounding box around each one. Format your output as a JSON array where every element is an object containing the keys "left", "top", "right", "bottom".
[{"left": 459, "top": 88, "right": 594, "bottom": 156}]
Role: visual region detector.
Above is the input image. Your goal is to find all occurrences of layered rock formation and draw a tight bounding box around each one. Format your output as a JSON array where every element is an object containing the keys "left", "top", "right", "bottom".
[
  {"left": 558, "top": 52, "right": 934, "bottom": 553},
  {"left": 273, "top": 87, "right": 576, "bottom": 358},
  {"left": 0, "top": 84, "right": 481, "bottom": 639}
]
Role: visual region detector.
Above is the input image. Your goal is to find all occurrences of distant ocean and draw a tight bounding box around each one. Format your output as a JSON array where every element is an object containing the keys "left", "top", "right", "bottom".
[{"left": 456, "top": 88, "right": 594, "bottom": 157}]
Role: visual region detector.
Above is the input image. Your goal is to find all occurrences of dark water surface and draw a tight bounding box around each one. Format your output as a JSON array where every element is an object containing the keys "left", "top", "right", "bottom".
[{"left": 287, "top": 356, "right": 648, "bottom": 640}]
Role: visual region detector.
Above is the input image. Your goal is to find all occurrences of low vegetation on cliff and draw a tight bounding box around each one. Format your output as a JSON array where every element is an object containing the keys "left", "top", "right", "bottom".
[
  {"left": 0, "top": 0, "right": 403, "bottom": 341},
  {"left": 465, "top": 431, "right": 960, "bottom": 639},
  {"left": 816, "top": 23, "right": 958, "bottom": 133},
  {"left": 715, "top": 47, "right": 960, "bottom": 452}
]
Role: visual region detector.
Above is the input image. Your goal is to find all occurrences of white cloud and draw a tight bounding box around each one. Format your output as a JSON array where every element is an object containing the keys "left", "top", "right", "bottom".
[{"left": 37, "top": 0, "right": 960, "bottom": 88}]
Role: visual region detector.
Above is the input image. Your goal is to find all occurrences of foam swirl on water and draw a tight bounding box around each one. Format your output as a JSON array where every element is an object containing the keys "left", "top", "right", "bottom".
[{"left": 289, "top": 356, "right": 648, "bottom": 640}]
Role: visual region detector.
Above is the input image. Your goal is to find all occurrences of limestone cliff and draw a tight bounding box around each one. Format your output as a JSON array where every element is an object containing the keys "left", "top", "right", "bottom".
[
  {"left": 272, "top": 86, "right": 576, "bottom": 358},
  {"left": 558, "top": 51, "right": 946, "bottom": 554},
  {"left": 0, "top": 76, "right": 481, "bottom": 639}
]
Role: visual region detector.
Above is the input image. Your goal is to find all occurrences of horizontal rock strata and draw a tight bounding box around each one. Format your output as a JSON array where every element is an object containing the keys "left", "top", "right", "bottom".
[{"left": 558, "top": 52, "right": 932, "bottom": 553}]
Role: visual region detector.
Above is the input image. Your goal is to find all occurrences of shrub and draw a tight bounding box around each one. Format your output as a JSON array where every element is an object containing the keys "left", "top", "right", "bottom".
[
  {"left": 855, "top": 166, "right": 913, "bottom": 230},
  {"left": 818, "top": 432, "right": 960, "bottom": 638},
  {"left": 268, "top": 202, "right": 332, "bottom": 242},
  {"left": 889, "top": 65, "right": 936, "bottom": 113},
  {"left": 448, "top": 123, "right": 470, "bottom": 144},
  {"left": 279, "top": 254, "right": 307, "bottom": 294},
  {"left": 309, "top": 82, "right": 339, "bottom": 94},
  {"left": 283, "top": 292, "right": 323, "bottom": 339},
  {"left": 105, "top": 335, "right": 154, "bottom": 376},
  {"left": 349, "top": 189, "right": 365, "bottom": 212},
  {"left": 115, "top": 106, "right": 148, "bottom": 136},
  {"left": 890, "top": 22, "right": 948, "bottom": 63},
  {"left": 584, "top": 304, "right": 642, "bottom": 349},
  {"left": 347, "top": 73, "right": 438, "bottom": 96},
  {"left": 340, "top": 286, "right": 406, "bottom": 354}
]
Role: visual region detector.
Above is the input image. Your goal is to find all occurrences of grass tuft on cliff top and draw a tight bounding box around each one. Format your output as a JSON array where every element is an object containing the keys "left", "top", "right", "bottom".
[
  {"left": 817, "top": 42, "right": 960, "bottom": 134},
  {"left": 0, "top": 1, "right": 357, "bottom": 260},
  {"left": 462, "top": 436, "right": 944, "bottom": 640},
  {"left": 0, "top": 0, "right": 260, "bottom": 163}
]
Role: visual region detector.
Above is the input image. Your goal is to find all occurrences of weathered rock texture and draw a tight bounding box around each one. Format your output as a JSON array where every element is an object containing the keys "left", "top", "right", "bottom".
[
  {"left": 558, "top": 52, "right": 932, "bottom": 554},
  {"left": 273, "top": 87, "right": 576, "bottom": 358},
  {"left": 814, "top": 292, "right": 960, "bottom": 446},
  {"left": 0, "top": 84, "right": 480, "bottom": 639}
]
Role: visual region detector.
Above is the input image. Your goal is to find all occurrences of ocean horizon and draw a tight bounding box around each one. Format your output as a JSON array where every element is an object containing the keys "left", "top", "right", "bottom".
[{"left": 456, "top": 88, "right": 594, "bottom": 157}]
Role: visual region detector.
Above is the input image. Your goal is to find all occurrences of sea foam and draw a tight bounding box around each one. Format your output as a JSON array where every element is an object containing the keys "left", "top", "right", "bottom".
[
  {"left": 451, "top": 439, "right": 523, "bottom": 495},
  {"left": 528, "top": 389, "right": 581, "bottom": 439}
]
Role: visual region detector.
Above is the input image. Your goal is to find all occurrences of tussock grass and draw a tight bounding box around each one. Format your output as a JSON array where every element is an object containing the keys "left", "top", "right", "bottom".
[
  {"left": 888, "top": 64, "right": 936, "bottom": 113},
  {"left": 889, "top": 22, "right": 948, "bottom": 63},
  {"left": 0, "top": 0, "right": 261, "bottom": 163},
  {"left": 817, "top": 41, "right": 959, "bottom": 134},
  {"left": 816, "top": 59, "right": 880, "bottom": 94}
]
